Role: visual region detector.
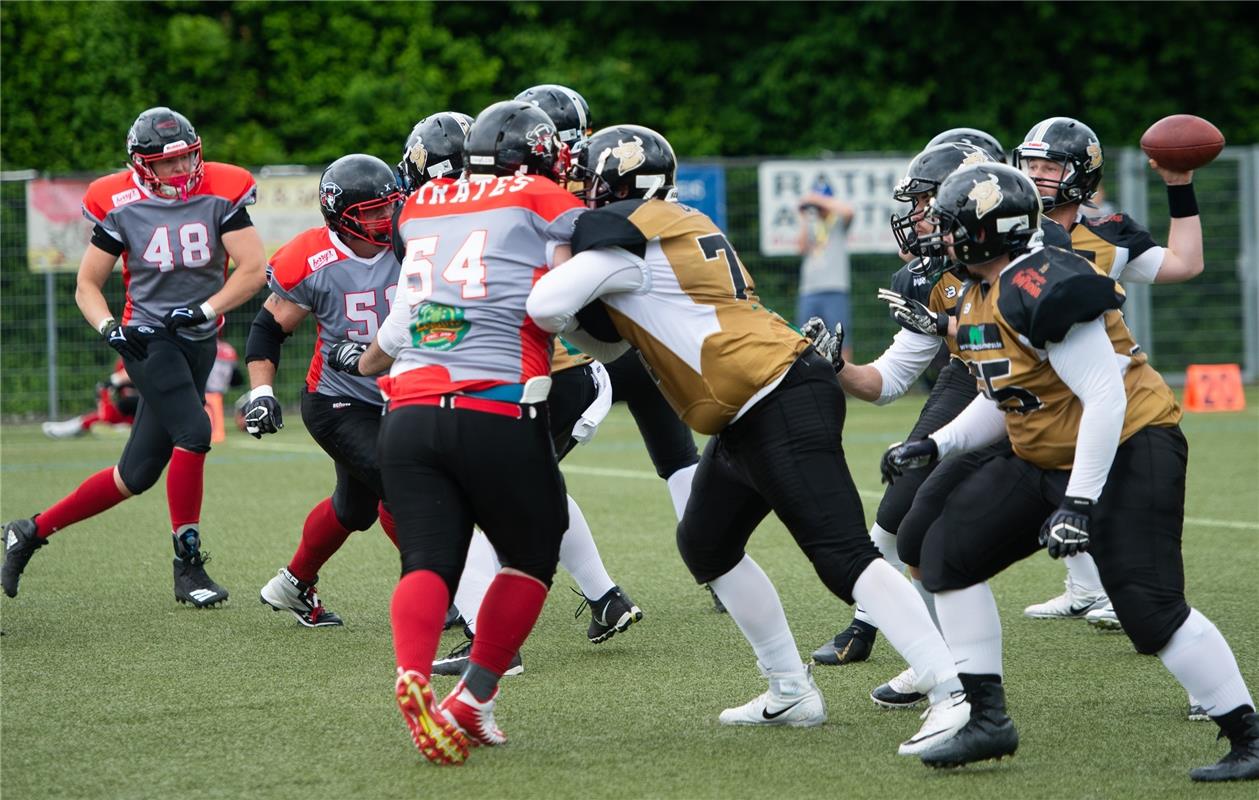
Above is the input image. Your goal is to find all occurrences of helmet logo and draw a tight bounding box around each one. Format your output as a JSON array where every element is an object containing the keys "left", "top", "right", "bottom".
[
  {"left": 1085, "top": 139, "right": 1102, "bottom": 171},
  {"left": 526, "top": 123, "right": 556, "bottom": 157},
  {"left": 969, "top": 175, "right": 1003, "bottom": 219},
  {"left": 452, "top": 116, "right": 472, "bottom": 137},
  {"left": 408, "top": 140, "right": 429, "bottom": 174},
  {"left": 320, "top": 182, "right": 343, "bottom": 212},
  {"left": 962, "top": 149, "right": 988, "bottom": 166},
  {"left": 612, "top": 136, "right": 645, "bottom": 175}
]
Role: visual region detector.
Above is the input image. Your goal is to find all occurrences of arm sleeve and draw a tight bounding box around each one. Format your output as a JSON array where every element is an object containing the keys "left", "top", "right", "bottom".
[
  {"left": 91, "top": 223, "right": 125, "bottom": 256},
  {"left": 928, "top": 394, "right": 1008, "bottom": 458},
  {"left": 869, "top": 329, "right": 944, "bottom": 405},
  {"left": 377, "top": 295, "right": 412, "bottom": 358},
  {"left": 527, "top": 248, "right": 647, "bottom": 334},
  {"left": 1120, "top": 245, "right": 1165, "bottom": 284},
  {"left": 559, "top": 327, "right": 631, "bottom": 363},
  {"left": 1045, "top": 318, "right": 1127, "bottom": 501},
  {"left": 220, "top": 206, "right": 253, "bottom": 233}
]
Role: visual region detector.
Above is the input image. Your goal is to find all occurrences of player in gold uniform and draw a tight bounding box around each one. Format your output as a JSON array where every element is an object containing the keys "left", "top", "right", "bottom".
[
  {"left": 882, "top": 163, "right": 1256, "bottom": 780},
  {"left": 529, "top": 125, "right": 972, "bottom": 756}
]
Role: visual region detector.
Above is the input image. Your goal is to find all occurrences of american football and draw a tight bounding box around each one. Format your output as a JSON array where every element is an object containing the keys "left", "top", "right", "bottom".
[{"left": 1140, "top": 114, "right": 1225, "bottom": 171}]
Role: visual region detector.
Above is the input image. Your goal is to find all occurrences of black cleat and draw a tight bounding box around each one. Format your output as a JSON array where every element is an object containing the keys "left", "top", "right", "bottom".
[
  {"left": 432, "top": 634, "right": 523, "bottom": 677},
  {"left": 575, "top": 585, "right": 643, "bottom": 643},
  {"left": 1190, "top": 712, "right": 1259, "bottom": 782},
  {"left": 813, "top": 618, "right": 878, "bottom": 666},
  {"left": 443, "top": 604, "right": 466, "bottom": 631},
  {"left": 921, "top": 678, "right": 1019, "bottom": 768},
  {"left": 172, "top": 528, "right": 229, "bottom": 608},
  {"left": 706, "top": 584, "right": 727, "bottom": 614},
  {"left": 2, "top": 518, "right": 46, "bottom": 598}
]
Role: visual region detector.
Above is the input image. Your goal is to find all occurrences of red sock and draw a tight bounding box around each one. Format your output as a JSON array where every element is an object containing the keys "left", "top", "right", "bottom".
[
  {"left": 166, "top": 447, "right": 206, "bottom": 531},
  {"left": 469, "top": 572, "right": 548, "bottom": 676},
  {"left": 80, "top": 412, "right": 101, "bottom": 431},
  {"left": 377, "top": 502, "right": 399, "bottom": 549},
  {"left": 35, "top": 467, "right": 128, "bottom": 537},
  {"left": 287, "top": 497, "right": 352, "bottom": 584},
  {"left": 390, "top": 570, "right": 450, "bottom": 676}
]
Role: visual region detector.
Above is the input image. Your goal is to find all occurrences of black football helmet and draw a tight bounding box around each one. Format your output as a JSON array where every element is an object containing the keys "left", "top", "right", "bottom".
[
  {"left": 925, "top": 127, "right": 1007, "bottom": 164},
  {"left": 514, "top": 85, "right": 592, "bottom": 149},
  {"left": 575, "top": 125, "right": 677, "bottom": 208},
  {"left": 922, "top": 163, "right": 1043, "bottom": 266},
  {"left": 464, "top": 100, "right": 569, "bottom": 181},
  {"left": 1013, "top": 116, "right": 1104, "bottom": 210},
  {"left": 318, "top": 154, "right": 405, "bottom": 246},
  {"left": 398, "top": 112, "right": 474, "bottom": 193},
  {"left": 127, "top": 107, "right": 203, "bottom": 200},
  {"left": 890, "top": 143, "right": 994, "bottom": 261}
]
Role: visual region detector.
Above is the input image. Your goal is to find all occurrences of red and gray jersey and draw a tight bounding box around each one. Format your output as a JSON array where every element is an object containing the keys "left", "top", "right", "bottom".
[
  {"left": 82, "top": 162, "right": 257, "bottom": 340},
  {"left": 270, "top": 226, "right": 401, "bottom": 405},
  {"left": 379, "top": 175, "right": 584, "bottom": 405}
]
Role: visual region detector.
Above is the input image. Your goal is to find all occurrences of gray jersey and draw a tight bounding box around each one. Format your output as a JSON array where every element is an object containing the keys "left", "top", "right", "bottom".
[
  {"left": 269, "top": 226, "right": 400, "bottom": 405},
  {"left": 378, "top": 175, "right": 584, "bottom": 404},
  {"left": 82, "top": 163, "right": 257, "bottom": 340}
]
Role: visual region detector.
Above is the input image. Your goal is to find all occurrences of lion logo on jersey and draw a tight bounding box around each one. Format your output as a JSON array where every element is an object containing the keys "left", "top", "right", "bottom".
[
  {"left": 320, "top": 182, "right": 342, "bottom": 212},
  {"left": 969, "top": 174, "right": 1003, "bottom": 219},
  {"left": 612, "top": 136, "right": 646, "bottom": 176},
  {"left": 1085, "top": 139, "right": 1103, "bottom": 172},
  {"left": 526, "top": 123, "right": 556, "bottom": 157}
]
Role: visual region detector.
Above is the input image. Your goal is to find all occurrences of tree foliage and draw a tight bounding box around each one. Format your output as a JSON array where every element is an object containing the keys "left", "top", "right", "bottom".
[{"left": 4, "top": 1, "right": 1257, "bottom": 172}]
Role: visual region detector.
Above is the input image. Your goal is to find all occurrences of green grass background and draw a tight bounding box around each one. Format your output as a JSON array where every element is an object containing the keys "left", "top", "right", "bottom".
[{"left": 2, "top": 390, "right": 1257, "bottom": 799}]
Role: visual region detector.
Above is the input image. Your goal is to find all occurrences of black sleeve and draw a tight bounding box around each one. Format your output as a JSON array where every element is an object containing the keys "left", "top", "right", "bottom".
[
  {"left": 1039, "top": 217, "right": 1072, "bottom": 249},
  {"left": 90, "top": 224, "right": 126, "bottom": 257},
  {"left": 220, "top": 207, "right": 253, "bottom": 233},
  {"left": 575, "top": 302, "right": 623, "bottom": 343},
  {"left": 998, "top": 251, "right": 1124, "bottom": 348},
  {"left": 390, "top": 201, "right": 407, "bottom": 262},
  {"left": 571, "top": 201, "right": 648, "bottom": 257},
  {"left": 245, "top": 306, "right": 291, "bottom": 365}
]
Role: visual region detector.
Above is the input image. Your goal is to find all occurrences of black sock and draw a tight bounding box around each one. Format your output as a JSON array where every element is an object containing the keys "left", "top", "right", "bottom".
[
  {"left": 1212, "top": 704, "right": 1257, "bottom": 741},
  {"left": 461, "top": 663, "right": 501, "bottom": 703}
]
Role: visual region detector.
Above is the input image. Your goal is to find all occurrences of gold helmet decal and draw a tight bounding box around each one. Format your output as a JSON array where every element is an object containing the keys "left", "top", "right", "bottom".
[
  {"left": 970, "top": 174, "right": 1003, "bottom": 219},
  {"left": 962, "top": 148, "right": 989, "bottom": 166},
  {"left": 1085, "top": 139, "right": 1103, "bottom": 172},
  {"left": 612, "top": 136, "right": 646, "bottom": 175},
  {"left": 407, "top": 141, "right": 429, "bottom": 174}
]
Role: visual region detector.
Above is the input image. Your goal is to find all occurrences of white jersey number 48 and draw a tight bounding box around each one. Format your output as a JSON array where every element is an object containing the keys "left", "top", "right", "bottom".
[{"left": 142, "top": 223, "right": 212, "bottom": 272}]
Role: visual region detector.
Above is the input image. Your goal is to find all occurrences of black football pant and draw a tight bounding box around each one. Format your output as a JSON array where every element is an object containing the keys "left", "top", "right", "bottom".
[
  {"left": 301, "top": 390, "right": 387, "bottom": 531},
  {"left": 116, "top": 332, "right": 216, "bottom": 494},
  {"left": 547, "top": 364, "right": 601, "bottom": 460},
  {"left": 607, "top": 351, "right": 700, "bottom": 479},
  {"left": 676, "top": 349, "right": 877, "bottom": 603},
  {"left": 919, "top": 425, "right": 1191, "bottom": 654},
  {"left": 378, "top": 402, "right": 569, "bottom": 594}
]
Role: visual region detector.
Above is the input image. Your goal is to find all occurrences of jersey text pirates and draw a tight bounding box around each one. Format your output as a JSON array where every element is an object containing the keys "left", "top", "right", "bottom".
[
  {"left": 572, "top": 199, "right": 807, "bottom": 434},
  {"left": 954, "top": 246, "right": 1181, "bottom": 469}
]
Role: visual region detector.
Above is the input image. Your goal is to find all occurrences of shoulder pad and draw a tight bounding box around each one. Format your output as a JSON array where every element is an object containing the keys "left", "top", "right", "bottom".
[
  {"left": 572, "top": 200, "right": 649, "bottom": 256},
  {"left": 523, "top": 176, "right": 583, "bottom": 223},
  {"left": 1039, "top": 217, "right": 1072, "bottom": 249},
  {"left": 997, "top": 249, "right": 1123, "bottom": 347},
  {"left": 82, "top": 171, "right": 142, "bottom": 221},
  {"left": 889, "top": 263, "right": 934, "bottom": 306},
  {"left": 200, "top": 162, "right": 258, "bottom": 206},
  {"left": 269, "top": 227, "right": 339, "bottom": 291}
]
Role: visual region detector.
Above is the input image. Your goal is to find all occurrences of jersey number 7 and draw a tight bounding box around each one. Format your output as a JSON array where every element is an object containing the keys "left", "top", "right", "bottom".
[{"left": 697, "top": 232, "right": 751, "bottom": 300}]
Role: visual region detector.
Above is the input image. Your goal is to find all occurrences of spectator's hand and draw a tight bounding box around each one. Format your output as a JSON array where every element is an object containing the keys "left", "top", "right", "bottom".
[
  {"left": 802, "top": 316, "right": 845, "bottom": 373},
  {"left": 243, "top": 385, "right": 283, "bottom": 438},
  {"left": 877, "top": 288, "right": 949, "bottom": 337},
  {"left": 326, "top": 340, "right": 367, "bottom": 375},
  {"left": 102, "top": 321, "right": 154, "bottom": 362}
]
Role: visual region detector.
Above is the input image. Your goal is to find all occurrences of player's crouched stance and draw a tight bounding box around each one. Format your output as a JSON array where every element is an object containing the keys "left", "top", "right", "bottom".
[
  {"left": 885, "top": 164, "right": 1257, "bottom": 780},
  {"left": 4, "top": 107, "right": 265, "bottom": 607}
]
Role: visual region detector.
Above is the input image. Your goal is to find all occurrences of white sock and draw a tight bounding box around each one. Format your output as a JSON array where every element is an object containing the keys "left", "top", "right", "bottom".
[
  {"left": 1158, "top": 608, "right": 1255, "bottom": 717},
  {"left": 453, "top": 528, "right": 500, "bottom": 636},
  {"left": 709, "top": 555, "right": 804, "bottom": 678},
  {"left": 911, "top": 577, "right": 940, "bottom": 630},
  {"left": 559, "top": 494, "right": 615, "bottom": 600},
  {"left": 1064, "top": 552, "right": 1104, "bottom": 593},
  {"left": 934, "top": 582, "right": 1003, "bottom": 678},
  {"left": 870, "top": 523, "right": 905, "bottom": 573},
  {"left": 853, "top": 559, "right": 961, "bottom": 703},
  {"left": 853, "top": 605, "right": 875, "bottom": 625},
  {"left": 665, "top": 464, "right": 697, "bottom": 520}
]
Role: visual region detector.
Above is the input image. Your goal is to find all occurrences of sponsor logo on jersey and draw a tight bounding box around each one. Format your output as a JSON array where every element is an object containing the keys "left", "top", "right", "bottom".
[
  {"left": 112, "top": 188, "right": 142, "bottom": 207},
  {"left": 410, "top": 303, "right": 470, "bottom": 350},
  {"left": 958, "top": 322, "right": 1005, "bottom": 351},
  {"left": 969, "top": 174, "right": 1003, "bottom": 219},
  {"left": 1012, "top": 267, "right": 1047, "bottom": 298},
  {"left": 307, "top": 248, "right": 339, "bottom": 271},
  {"left": 945, "top": 285, "right": 958, "bottom": 299}
]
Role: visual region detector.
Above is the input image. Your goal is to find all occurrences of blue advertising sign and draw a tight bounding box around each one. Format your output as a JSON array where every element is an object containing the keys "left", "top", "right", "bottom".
[{"left": 675, "top": 164, "right": 727, "bottom": 231}]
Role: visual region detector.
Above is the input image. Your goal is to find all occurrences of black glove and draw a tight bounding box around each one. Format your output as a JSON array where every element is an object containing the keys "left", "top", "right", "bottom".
[
  {"left": 801, "top": 316, "right": 846, "bottom": 372},
  {"left": 880, "top": 438, "right": 939, "bottom": 485},
  {"left": 326, "top": 340, "right": 367, "bottom": 375},
  {"left": 877, "top": 288, "right": 949, "bottom": 337},
  {"left": 243, "top": 386, "right": 283, "bottom": 438},
  {"left": 1039, "top": 496, "right": 1094, "bottom": 558},
  {"left": 163, "top": 304, "right": 210, "bottom": 333},
  {"left": 102, "top": 321, "right": 153, "bottom": 361}
]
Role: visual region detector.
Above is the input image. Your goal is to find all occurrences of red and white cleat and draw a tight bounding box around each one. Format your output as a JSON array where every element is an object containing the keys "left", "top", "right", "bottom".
[
  {"left": 440, "top": 679, "right": 507, "bottom": 746},
  {"left": 395, "top": 669, "right": 469, "bottom": 765}
]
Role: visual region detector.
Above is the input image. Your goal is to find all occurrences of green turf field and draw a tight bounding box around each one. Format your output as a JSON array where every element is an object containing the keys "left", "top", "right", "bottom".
[{"left": 2, "top": 391, "right": 1257, "bottom": 799}]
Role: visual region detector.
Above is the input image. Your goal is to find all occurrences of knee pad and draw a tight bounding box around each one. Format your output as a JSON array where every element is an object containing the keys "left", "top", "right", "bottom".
[
  {"left": 331, "top": 492, "right": 379, "bottom": 532},
  {"left": 117, "top": 456, "right": 166, "bottom": 495},
  {"left": 1118, "top": 592, "right": 1192, "bottom": 655},
  {"left": 675, "top": 518, "right": 741, "bottom": 584},
  {"left": 172, "top": 415, "right": 212, "bottom": 454},
  {"left": 399, "top": 550, "right": 462, "bottom": 596}
]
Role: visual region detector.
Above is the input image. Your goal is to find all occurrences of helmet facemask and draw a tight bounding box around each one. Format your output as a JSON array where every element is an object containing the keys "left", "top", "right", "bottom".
[
  {"left": 335, "top": 194, "right": 403, "bottom": 246},
  {"left": 132, "top": 140, "right": 204, "bottom": 201}
]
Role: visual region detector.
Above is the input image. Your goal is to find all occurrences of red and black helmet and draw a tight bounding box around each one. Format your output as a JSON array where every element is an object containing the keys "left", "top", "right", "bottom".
[{"left": 318, "top": 154, "right": 405, "bottom": 246}]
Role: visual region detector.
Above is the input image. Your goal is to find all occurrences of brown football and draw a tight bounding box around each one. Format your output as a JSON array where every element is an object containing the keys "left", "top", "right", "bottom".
[{"left": 1140, "top": 114, "right": 1225, "bottom": 171}]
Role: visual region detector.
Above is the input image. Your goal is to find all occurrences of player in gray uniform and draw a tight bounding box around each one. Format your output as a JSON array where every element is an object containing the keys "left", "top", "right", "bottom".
[
  {"left": 242, "top": 154, "right": 405, "bottom": 627},
  {"left": 3, "top": 107, "right": 266, "bottom": 608}
]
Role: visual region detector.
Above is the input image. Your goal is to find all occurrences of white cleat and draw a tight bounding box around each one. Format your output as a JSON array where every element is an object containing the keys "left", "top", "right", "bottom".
[
  {"left": 1023, "top": 578, "right": 1108, "bottom": 619},
  {"left": 1084, "top": 602, "right": 1123, "bottom": 631},
  {"left": 42, "top": 417, "right": 87, "bottom": 440},
  {"left": 898, "top": 691, "right": 971, "bottom": 755},
  {"left": 719, "top": 663, "right": 827, "bottom": 728},
  {"left": 870, "top": 666, "right": 927, "bottom": 709}
]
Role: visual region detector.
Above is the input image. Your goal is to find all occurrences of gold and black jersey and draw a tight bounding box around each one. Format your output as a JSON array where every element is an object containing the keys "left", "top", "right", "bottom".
[
  {"left": 1069, "top": 211, "right": 1159, "bottom": 279},
  {"left": 571, "top": 199, "right": 807, "bottom": 435},
  {"left": 550, "top": 337, "right": 592, "bottom": 373},
  {"left": 954, "top": 246, "right": 1181, "bottom": 470}
]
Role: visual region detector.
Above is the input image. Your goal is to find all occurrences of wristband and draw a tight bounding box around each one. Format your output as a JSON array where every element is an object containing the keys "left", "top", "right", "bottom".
[
  {"left": 199, "top": 301, "right": 218, "bottom": 320},
  {"left": 1167, "top": 183, "right": 1198, "bottom": 219},
  {"left": 97, "top": 317, "right": 117, "bottom": 336},
  {"left": 250, "top": 385, "right": 275, "bottom": 401}
]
